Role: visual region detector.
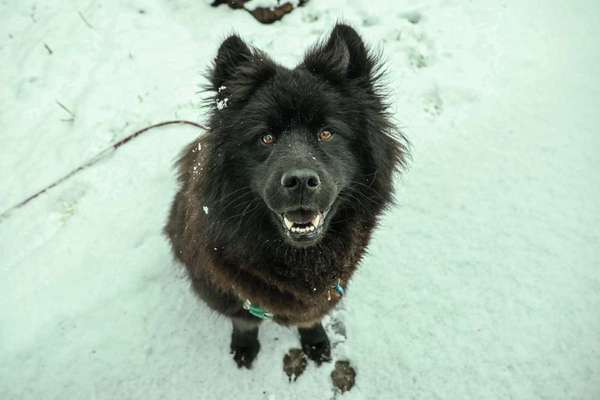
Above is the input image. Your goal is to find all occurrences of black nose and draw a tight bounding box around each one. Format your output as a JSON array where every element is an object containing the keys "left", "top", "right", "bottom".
[{"left": 281, "top": 169, "right": 321, "bottom": 191}]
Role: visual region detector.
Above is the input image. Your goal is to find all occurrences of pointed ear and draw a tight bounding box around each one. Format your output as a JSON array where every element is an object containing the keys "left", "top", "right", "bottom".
[
  {"left": 303, "top": 24, "right": 372, "bottom": 81},
  {"left": 210, "top": 34, "right": 253, "bottom": 90}
]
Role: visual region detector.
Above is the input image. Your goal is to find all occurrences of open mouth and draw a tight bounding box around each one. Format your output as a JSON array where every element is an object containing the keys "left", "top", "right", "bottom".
[{"left": 280, "top": 209, "right": 327, "bottom": 241}]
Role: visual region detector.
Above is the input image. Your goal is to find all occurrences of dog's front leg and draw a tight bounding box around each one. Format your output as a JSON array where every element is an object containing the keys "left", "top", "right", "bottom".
[{"left": 230, "top": 317, "right": 261, "bottom": 368}]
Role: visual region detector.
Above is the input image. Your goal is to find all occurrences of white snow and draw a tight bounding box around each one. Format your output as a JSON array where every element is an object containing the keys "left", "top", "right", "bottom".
[
  {"left": 245, "top": 0, "right": 302, "bottom": 12},
  {"left": 216, "top": 97, "right": 229, "bottom": 110},
  {"left": 216, "top": 85, "right": 229, "bottom": 109},
  {"left": 1, "top": 1, "right": 600, "bottom": 399}
]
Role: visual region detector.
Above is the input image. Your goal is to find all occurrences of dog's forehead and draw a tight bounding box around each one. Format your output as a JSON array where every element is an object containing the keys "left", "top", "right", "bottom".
[
  {"left": 271, "top": 69, "right": 319, "bottom": 99},
  {"left": 261, "top": 69, "right": 335, "bottom": 125}
]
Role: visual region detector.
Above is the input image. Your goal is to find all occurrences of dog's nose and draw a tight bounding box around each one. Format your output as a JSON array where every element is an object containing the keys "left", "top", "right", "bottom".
[{"left": 281, "top": 169, "right": 321, "bottom": 192}]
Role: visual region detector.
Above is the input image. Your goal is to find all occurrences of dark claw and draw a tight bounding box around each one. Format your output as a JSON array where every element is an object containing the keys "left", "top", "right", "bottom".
[{"left": 231, "top": 342, "right": 260, "bottom": 369}]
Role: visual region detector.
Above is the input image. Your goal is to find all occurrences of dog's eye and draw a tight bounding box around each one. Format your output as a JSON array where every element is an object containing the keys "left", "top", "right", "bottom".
[
  {"left": 318, "top": 130, "right": 334, "bottom": 142},
  {"left": 261, "top": 134, "right": 275, "bottom": 145}
]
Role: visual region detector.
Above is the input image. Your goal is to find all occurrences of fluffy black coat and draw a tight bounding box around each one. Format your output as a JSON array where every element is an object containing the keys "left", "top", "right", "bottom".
[{"left": 165, "top": 23, "right": 407, "bottom": 368}]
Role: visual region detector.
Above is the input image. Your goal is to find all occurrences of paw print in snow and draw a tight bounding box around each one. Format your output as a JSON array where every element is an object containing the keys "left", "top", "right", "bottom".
[
  {"left": 385, "top": 11, "right": 434, "bottom": 69},
  {"left": 423, "top": 86, "right": 443, "bottom": 117}
]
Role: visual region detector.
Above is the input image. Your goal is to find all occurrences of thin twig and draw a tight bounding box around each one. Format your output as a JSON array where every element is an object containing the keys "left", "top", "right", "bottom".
[
  {"left": 55, "top": 100, "right": 76, "bottom": 122},
  {"left": 44, "top": 42, "right": 53, "bottom": 55},
  {"left": 78, "top": 11, "right": 94, "bottom": 29},
  {"left": 0, "top": 120, "right": 208, "bottom": 221}
]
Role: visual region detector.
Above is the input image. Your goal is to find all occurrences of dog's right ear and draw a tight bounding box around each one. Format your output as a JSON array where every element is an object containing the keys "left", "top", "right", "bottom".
[{"left": 210, "top": 34, "right": 253, "bottom": 90}]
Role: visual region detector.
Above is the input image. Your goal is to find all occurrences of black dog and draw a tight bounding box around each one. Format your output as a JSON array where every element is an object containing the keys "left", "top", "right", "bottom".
[{"left": 165, "top": 23, "right": 407, "bottom": 368}]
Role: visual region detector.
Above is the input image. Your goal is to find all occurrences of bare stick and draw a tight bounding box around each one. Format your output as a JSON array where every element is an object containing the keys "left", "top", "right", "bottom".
[
  {"left": 55, "top": 100, "right": 76, "bottom": 121},
  {"left": 78, "top": 11, "right": 94, "bottom": 29},
  {"left": 44, "top": 43, "right": 53, "bottom": 55}
]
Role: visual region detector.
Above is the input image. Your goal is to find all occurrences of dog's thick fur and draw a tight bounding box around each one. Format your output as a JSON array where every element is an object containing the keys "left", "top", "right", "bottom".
[{"left": 165, "top": 23, "right": 407, "bottom": 368}]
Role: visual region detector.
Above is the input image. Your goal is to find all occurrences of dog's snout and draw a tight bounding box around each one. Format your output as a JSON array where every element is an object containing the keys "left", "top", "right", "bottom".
[{"left": 281, "top": 169, "right": 321, "bottom": 192}]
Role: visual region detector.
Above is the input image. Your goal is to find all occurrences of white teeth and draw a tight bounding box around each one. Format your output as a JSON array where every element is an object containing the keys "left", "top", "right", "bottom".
[
  {"left": 289, "top": 224, "right": 316, "bottom": 234},
  {"left": 284, "top": 213, "right": 322, "bottom": 234},
  {"left": 312, "top": 214, "right": 321, "bottom": 227}
]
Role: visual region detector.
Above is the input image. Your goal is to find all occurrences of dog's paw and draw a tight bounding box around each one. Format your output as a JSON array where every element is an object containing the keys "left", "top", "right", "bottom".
[
  {"left": 301, "top": 338, "right": 332, "bottom": 365},
  {"left": 283, "top": 348, "right": 308, "bottom": 382},
  {"left": 331, "top": 360, "right": 356, "bottom": 394},
  {"left": 299, "top": 322, "right": 332, "bottom": 365},
  {"left": 230, "top": 342, "right": 260, "bottom": 369}
]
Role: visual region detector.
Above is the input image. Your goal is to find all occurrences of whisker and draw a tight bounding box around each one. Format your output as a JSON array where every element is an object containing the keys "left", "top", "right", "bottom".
[{"left": 217, "top": 189, "right": 254, "bottom": 211}]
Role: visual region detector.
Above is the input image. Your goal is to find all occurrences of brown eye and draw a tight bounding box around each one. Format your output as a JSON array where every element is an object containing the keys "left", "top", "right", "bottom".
[
  {"left": 319, "top": 129, "right": 334, "bottom": 142},
  {"left": 261, "top": 133, "right": 275, "bottom": 145}
]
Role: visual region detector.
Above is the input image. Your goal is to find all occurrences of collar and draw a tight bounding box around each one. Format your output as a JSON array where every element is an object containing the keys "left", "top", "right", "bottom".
[{"left": 243, "top": 279, "right": 345, "bottom": 320}]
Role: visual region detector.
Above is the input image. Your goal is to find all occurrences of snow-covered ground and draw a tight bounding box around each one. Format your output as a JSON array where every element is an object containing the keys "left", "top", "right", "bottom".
[{"left": 1, "top": 0, "right": 599, "bottom": 399}]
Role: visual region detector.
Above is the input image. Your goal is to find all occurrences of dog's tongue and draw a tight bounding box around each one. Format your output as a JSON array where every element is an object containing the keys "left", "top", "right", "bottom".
[{"left": 285, "top": 209, "right": 317, "bottom": 224}]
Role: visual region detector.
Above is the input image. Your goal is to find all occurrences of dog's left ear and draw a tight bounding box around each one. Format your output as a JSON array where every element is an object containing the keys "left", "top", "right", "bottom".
[{"left": 303, "top": 24, "right": 372, "bottom": 81}]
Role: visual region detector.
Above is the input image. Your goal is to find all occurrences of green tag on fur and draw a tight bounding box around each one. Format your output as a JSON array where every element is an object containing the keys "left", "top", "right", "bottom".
[{"left": 243, "top": 299, "right": 273, "bottom": 320}]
